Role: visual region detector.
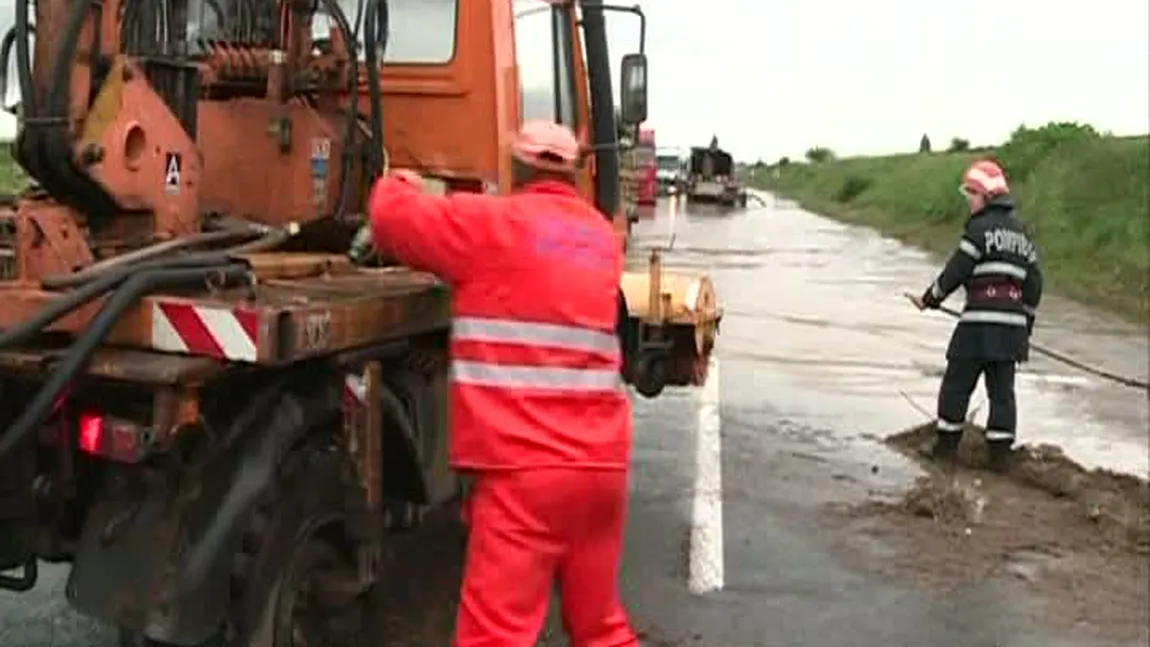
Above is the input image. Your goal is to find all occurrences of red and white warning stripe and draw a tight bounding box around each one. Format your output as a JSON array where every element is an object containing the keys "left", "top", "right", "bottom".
[
  {"left": 344, "top": 373, "right": 367, "bottom": 404},
  {"left": 151, "top": 301, "right": 260, "bottom": 362}
]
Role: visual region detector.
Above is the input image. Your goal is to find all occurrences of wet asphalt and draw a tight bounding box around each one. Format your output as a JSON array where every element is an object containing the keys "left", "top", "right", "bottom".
[{"left": 2, "top": 193, "right": 1148, "bottom": 646}]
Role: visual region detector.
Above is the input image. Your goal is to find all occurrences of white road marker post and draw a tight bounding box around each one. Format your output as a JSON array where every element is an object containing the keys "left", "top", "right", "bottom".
[{"left": 688, "top": 357, "right": 724, "bottom": 594}]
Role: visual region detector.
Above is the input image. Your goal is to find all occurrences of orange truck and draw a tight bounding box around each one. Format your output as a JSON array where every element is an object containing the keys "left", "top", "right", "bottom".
[{"left": 0, "top": 1, "right": 721, "bottom": 644}]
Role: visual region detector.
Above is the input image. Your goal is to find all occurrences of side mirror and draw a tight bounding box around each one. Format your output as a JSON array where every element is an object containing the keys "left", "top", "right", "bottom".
[{"left": 619, "top": 53, "right": 648, "bottom": 126}]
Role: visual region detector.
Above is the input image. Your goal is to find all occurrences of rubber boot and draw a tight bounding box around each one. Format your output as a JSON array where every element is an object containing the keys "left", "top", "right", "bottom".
[
  {"left": 927, "top": 433, "right": 961, "bottom": 463},
  {"left": 987, "top": 441, "right": 1013, "bottom": 473}
]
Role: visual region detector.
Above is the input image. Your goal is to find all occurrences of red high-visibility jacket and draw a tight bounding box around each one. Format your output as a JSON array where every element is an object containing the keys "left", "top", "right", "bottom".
[{"left": 368, "top": 176, "right": 631, "bottom": 471}]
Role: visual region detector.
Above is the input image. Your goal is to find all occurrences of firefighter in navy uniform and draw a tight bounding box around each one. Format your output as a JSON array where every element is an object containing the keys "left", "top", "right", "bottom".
[{"left": 911, "top": 159, "right": 1043, "bottom": 469}]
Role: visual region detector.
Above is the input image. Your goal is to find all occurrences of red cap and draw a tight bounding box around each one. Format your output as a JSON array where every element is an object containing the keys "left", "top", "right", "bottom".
[{"left": 511, "top": 120, "right": 580, "bottom": 172}]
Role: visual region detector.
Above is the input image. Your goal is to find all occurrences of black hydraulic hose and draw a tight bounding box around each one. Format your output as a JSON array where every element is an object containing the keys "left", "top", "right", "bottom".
[
  {"left": 39, "top": 250, "right": 225, "bottom": 290},
  {"left": 199, "top": 0, "right": 227, "bottom": 38},
  {"left": 177, "top": 391, "right": 286, "bottom": 589},
  {"left": 0, "top": 27, "right": 17, "bottom": 114},
  {"left": 41, "top": 0, "right": 109, "bottom": 206},
  {"left": 13, "top": 0, "right": 46, "bottom": 181},
  {"left": 226, "top": 223, "right": 299, "bottom": 255},
  {"left": 39, "top": 229, "right": 260, "bottom": 289},
  {"left": 13, "top": 0, "right": 34, "bottom": 115},
  {"left": 0, "top": 264, "right": 142, "bottom": 349},
  {"left": 120, "top": 0, "right": 145, "bottom": 52},
  {"left": 0, "top": 263, "right": 251, "bottom": 462},
  {"left": 26, "top": 0, "right": 88, "bottom": 191},
  {"left": 2, "top": 252, "right": 248, "bottom": 348},
  {"left": 909, "top": 296, "right": 1150, "bottom": 392},
  {"left": 313, "top": 0, "right": 362, "bottom": 218},
  {"left": 40, "top": 224, "right": 296, "bottom": 290},
  {"left": 14, "top": 0, "right": 114, "bottom": 213},
  {"left": 363, "top": 0, "right": 388, "bottom": 179},
  {"left": 365, "top": 0, "right": 388, "bottom": 179},
  {"left": 179, "top": 378, "right": 341, "bottom": 590}
]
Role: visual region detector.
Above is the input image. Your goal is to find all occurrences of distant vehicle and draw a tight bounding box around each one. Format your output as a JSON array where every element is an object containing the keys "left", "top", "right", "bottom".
[
  {"left": 655, "top": 147, "right": 686, "bottom": 196},
  {"left": 685, "top": 139, "right": 748, "bottom": 208},
  {"left": 635, "top": 127, "right": 657, "bottom": 206}
]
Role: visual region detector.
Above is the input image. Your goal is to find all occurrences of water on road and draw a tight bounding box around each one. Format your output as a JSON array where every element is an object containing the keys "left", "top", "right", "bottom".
[
  {"left": 2, "top": 193, "right": 1147, "bottom": 647},
  {"left": 634, "top": 193, "right": 1148, "bottom": 478}
]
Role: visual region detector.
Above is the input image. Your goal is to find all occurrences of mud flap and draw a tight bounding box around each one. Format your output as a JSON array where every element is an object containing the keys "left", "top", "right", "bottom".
[{"left": 65, "top": 372, "right": 343, "bottom": 645}]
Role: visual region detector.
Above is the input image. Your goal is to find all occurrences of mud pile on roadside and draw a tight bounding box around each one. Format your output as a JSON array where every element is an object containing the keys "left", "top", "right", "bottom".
[
  {"left": 837, "top": 423, "right": 1150, "bottom": 637},
  {"left": 886, "top": 423, "right": 1150, "bottom": 554}
]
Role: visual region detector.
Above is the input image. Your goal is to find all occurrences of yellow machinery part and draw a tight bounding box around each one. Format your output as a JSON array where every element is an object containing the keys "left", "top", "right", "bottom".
[{"left": 620, "top": 268, "right": 720, "bottom": 354}]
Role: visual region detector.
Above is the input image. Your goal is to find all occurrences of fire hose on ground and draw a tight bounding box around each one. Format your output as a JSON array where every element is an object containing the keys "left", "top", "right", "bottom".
[{"left": 904, "top": 293, "right": 1150, "bottom": 392}]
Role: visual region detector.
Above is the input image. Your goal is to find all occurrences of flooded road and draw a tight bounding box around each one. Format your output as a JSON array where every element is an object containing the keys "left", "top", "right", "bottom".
[
  {"left": 2, "top": 194, "right": 1147, "bottom": 646},
  {"left": 634, "top": 193, "right": 1149, "bottom": 478}
]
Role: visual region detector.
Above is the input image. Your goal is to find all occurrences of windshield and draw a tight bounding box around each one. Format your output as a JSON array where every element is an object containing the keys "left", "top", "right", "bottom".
[
  {"left": 656, "top": 155, "right": 679, "bottom": 171},
  {"left": 515, "top": 0, "right": 578, "bottom": 129},
  {"left": 306, "top": 0, "right": 459, "bottom": 64}
]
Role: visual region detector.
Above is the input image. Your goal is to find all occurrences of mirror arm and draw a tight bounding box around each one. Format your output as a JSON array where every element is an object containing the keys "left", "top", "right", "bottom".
[{"left": 596, "top": 3, "right": 647, "bottom": 53}]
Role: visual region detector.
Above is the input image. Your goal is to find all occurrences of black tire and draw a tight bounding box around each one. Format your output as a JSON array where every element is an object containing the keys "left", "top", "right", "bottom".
[
  {"left": 121, "top": 449, "right": 376, "bottom": 647},
  {"left": 633, "top": 354, "right": 667, "bottom": 399},
  {"left": 248, "top": 535, "right": 364, "bottom": 647},
  {"left": 236, "top": 450, "right": 374, "bottom": 647}
]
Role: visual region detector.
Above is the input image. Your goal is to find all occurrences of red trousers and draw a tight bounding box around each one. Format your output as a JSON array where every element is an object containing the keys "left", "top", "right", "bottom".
[{"left": 453, "top": 468, "right": 638, "bottom": 647}]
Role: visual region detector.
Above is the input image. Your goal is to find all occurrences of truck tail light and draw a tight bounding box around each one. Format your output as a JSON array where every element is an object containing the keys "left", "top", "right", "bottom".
[{"left": 77, "top": 411, "right": 153, "bottom": 463}]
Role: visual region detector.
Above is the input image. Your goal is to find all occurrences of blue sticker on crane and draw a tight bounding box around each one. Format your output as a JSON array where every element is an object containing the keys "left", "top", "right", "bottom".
[
  {"left": 310, "top": 138, "right": 331, "bottom": 178},
  {"left": 310, "top": 138, "right": 332, "bottom": 214}
]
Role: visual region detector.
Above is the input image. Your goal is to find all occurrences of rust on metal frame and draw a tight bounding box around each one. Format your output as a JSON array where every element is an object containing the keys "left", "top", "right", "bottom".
[
  {"left": 0, "top": 256, "right": 451, "bottom": 372},
  {"left": 345, "top": 361, "right": 383, "bottom": 511},
  {"left": 0, "top": 343, "right": 224, "bottom": 385}
]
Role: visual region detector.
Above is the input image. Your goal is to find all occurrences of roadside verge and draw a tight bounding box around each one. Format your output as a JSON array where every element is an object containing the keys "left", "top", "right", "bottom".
[{"left": 750, "top": 131, "right": 1149, "bottom": 325}]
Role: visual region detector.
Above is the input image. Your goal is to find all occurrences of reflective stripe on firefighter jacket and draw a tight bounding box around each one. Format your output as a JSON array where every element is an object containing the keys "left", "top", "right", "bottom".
[
  {"left": 920, "top": 194, "right": 1044, "bottom": 361},
  {"left": 368, "top": 177, "right": 631, "bottom": 471}
]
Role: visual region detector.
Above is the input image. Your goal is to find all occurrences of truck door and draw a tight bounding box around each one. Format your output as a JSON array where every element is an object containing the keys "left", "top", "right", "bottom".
[{"left": 513, "top": 1, "right": 593, "bottom": 199}]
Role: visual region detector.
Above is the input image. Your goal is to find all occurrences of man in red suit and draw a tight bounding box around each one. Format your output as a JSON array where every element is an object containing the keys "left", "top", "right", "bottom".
[{"left": 368, "top": 119, "right": 639, "bottom": 647}]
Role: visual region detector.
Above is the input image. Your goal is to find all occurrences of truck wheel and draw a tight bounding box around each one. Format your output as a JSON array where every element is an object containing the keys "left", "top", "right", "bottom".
[
  {"left": 633, "top": 354, "right": 667, "bottom": 399},
  {"left": 248, "top": 535, "right": 365, "bottom": 647},
  {"left": 238, "top": 451, "right": 373, "bottom": 647},
  {"left": 120, "top": 450, "right": 372, "bottom": 647}
]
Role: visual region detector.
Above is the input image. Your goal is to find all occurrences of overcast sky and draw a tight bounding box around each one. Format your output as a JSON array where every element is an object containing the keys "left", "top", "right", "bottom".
[
  {"left": 625, "top": 0, "right": 1150, "bottom": 160},
  {"left": 2, "top": 0, "right": 1147, "bottom": 162}
]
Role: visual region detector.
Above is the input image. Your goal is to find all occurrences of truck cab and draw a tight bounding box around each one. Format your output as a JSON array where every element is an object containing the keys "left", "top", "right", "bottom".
[
  {"left": 334, "top": 0, "right": 648, "bottom": 218},
  {"left": 655, "top": 147, "right": 687, "bottom": 195}
]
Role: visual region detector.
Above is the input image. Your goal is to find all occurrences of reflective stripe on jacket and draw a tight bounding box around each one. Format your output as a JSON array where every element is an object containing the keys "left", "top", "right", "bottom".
[
  {"left": 368, "top": 177, "right": 631, "bottom": 470},
  {"left": 921, "top": 194, "right": 1044, "bottom": 361}
]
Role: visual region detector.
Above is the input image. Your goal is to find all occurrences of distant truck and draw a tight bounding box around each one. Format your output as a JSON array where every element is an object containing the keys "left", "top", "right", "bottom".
[
  {"left": 685, "top": 141, "right": 748, "bottom": 208},
  {"left": 655, "top": 148, "right": 686, "bottom": 196}
]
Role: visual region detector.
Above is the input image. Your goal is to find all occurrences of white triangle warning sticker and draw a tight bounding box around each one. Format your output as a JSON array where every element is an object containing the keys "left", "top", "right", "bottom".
[{"left": 164, "top": 153, "right": 181, "bottom": 187}]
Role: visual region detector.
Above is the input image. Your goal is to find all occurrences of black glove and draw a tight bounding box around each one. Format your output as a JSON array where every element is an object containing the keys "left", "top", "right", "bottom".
[{"left": 920, "top": 287, "right": 940, "bottom": 309}]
